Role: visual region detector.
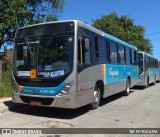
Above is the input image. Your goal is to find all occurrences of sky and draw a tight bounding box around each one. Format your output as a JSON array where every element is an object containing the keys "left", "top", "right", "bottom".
[
  {"left": 59, "top": 0, "right": 160, "bottom": 59},
  {"left": 1, "top": 0, "right": 159, "bottom": 59}
]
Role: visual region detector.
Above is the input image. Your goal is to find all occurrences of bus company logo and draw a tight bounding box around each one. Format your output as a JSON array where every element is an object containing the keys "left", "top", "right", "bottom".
[
  {"left": 109, "top": 68, "right": 119, "bottom": 77},
  {"left": 34, "top": 89, "right": 37, "bottom": 95}
]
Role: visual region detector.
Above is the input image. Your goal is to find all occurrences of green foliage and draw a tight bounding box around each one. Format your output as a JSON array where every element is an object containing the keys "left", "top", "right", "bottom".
[
  {"left": 0, "top": 58, "right": 11, "bottom": 98},
  {"left": 92, "top": 13, "right": 153, "bottom": 54},
  {"left": 0, "top": 0, "right": 65, "bottom": 97},
  {"left": 26, "top": 0, "right": 65, "bottom": 24},
  {"left": 2, "top": 57, "right": 11, "bottom": 71},
  {"left": 0, "top": 0, "right": 31, "bottom": 40},
  {"left": 0, "top": 71, "right": 11, "bottom": 98},
  {"left": 0, "top": 0, "right": 65, "bottom": 47},
  {"left": 0, "top": 70, "right": 11, "bottom": 98}
]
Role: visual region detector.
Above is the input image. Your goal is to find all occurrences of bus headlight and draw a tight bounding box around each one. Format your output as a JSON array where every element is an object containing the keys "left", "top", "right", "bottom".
[
  {"left": 139, "top": 76, "right": 143, "bottom": 82},
  {"left": 58, "top": 81, "right": 73, "bottom": 96}
]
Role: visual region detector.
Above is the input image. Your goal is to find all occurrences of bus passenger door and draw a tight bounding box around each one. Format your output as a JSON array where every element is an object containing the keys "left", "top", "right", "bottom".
[{"left": 77, "top": 37, "right": 94, "bottom": 107}]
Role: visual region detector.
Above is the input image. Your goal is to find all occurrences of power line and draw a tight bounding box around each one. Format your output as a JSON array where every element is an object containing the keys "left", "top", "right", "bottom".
[{"left": 146, "top": 32, "right": 160, "bottom": 36}]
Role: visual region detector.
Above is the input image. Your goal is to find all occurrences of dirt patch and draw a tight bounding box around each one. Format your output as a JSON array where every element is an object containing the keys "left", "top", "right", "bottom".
[
  {"left": 40, "top": 120, "right": 73, "bottom": 128},
  {"left": 131, "top": 120, "right": 139, "bottom": 124}
]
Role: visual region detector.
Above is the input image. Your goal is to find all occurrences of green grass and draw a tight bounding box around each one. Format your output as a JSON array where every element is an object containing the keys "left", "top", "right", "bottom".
[{"left": 0, "top": 70, "right": 11, "bottom": 98}]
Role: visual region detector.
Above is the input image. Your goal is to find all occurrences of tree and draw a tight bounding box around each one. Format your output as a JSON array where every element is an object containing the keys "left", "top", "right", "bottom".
[
  {"left": 0, "top": 0, "right": 65, "bottom": 48},
  {"left": 26, "top": 0, "right": 65, "bottom": 24},
  {"left": 92, "top": 13, "right": 153, "bottom": 54}
]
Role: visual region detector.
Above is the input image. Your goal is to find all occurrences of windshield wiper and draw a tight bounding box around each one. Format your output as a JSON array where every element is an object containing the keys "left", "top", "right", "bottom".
[
  {"left": 25, "top": 38, "right": 34, "bottom": 56},
  {"left": 24, "top": 38, "right": 38, "bottom": 66}
]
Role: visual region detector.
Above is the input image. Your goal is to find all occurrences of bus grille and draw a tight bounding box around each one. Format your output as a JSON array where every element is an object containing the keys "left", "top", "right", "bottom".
[{"left": 20, "top": 96, "right": 54, "bottom": 106}]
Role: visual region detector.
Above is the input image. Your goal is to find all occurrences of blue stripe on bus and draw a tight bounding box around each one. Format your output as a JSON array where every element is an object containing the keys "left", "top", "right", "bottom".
[
  {"left": 103, "top": 34, "right": 137, "bottom": 50},
  {"left": 19, "top": 82, "right": 65, "bottom": 96},
  {"left": 104, "top": 64, "right": 138, "bottom": 85},
  {"left": 149, "top": 68, "right": 159, "bottom": 77}
]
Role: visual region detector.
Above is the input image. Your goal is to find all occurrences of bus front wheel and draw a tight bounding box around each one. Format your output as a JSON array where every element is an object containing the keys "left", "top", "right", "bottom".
[
  {"left": 123, "top": 79, "right": 130, "bottom": 96},
  {"left": 88, "top": 86, "right": 100, "bottom": 109}
]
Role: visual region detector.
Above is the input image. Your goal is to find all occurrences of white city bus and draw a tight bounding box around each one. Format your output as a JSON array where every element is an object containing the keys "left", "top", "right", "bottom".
[
  {"left": 137, "top": 51, "right": 159, "bottom": 88},
  {"left": 12, "top": 20, "right": 138, "bottom": 109}
]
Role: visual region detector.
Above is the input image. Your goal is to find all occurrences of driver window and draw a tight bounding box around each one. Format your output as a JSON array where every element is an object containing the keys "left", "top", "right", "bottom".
[{"left": 78, "top": 38, "right": 91, "bottom": 64}]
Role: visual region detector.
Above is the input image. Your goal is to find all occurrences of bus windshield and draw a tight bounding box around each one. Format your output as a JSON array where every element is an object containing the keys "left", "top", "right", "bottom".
[
  {"left": 138, "top": 53, "right": 143, "bottom": 75},
  {"left": 14, "top": 35, "right": 74, "bottom": 79}
]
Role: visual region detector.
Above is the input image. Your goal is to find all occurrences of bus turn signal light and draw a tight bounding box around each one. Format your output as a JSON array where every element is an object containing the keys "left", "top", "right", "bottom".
[{"left": 19, "top": 86, "right": 24, "bottom": 90}]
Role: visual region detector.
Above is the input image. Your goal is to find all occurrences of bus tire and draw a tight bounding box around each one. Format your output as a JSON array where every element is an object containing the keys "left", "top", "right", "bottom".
[
  {"left": 88, "top": 86, "right": 100, "bottom": 109},
  {"left": 153, "top": 76, "right": 156, "bottom": 85},
  {"left": 145, "top": 77, "right": 149, "bottom": 88},
  {"left": 123, "top": 79, "right": 130, "bottom": 96}
]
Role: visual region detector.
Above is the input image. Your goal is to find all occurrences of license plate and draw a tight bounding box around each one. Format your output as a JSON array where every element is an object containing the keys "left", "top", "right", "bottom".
[{"left": 30, "top": 101, "right": 42, "bottom": 106}]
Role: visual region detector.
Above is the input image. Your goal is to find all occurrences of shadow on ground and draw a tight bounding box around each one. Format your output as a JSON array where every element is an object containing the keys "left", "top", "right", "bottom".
[
  {"left": 132, "top": 82, "right": 156, "bottom": 90},
  {"left": 3, "top": 91, "right": 134, "bottom": 120},
  {"left": 3, "top": 100, "right": 25, "bottom": 111}
]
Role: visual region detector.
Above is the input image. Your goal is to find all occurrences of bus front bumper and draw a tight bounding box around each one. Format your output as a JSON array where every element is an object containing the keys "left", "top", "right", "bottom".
[{"left": 12, "top": 90, "right": 78, "bottom": 109}]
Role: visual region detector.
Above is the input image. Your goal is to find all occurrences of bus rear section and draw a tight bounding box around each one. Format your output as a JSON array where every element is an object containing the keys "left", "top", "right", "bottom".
[{"left": 137, "top": 51, "right": 159, "bottom": 88}]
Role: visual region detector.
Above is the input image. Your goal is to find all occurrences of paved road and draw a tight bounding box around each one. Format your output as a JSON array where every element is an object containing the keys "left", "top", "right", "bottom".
[{"left": 0, "top": 83, "right": 160, "bottom": 137}]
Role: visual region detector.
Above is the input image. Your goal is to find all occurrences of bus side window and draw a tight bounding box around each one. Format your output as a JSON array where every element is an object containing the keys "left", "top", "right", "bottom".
[
  {"left": 78, "top": 37, "right": 91, "bottom": 65},
  {"left": 134, "top": 51, "right": 138, "bottom": 64},
  {"left": 95, "top": 36, "right": 99, "bottom": 61},
  {"left": 130, "top": 49, "right": 132, "bottom": 65},
  {"left": 156, "top": 60, "right": 158, "bottom": 68},
  {"left": 148, "top": 57, "right": 150, "bottom": 69},
  {"left": 98, "top": 37, "right": 107, "bottom": 63},
  {"left": 126, "top": 48, "right": 130, "bottom": 65},
  {"left": 110, "top": 41, "right": 117, "bottom": 64},
  {"left": 117, "top": 44, "right": 120, "bottom": 64},
  {"left": 151, "top": 58, "right": 152, "bottom": 68},
  {"left": 83, "top": 38, "right": 91, "bottom": 64},
  {"left": 145, "top": 56, "right": 149, "bottom": 70},
  {"left": 106, "top": 40, "right": 110, "bottom": 63},
  {"left": 118, "top": 45, "right": 125, "bottom": 64},
  {"left": 78, "top": 38, "right": 83, "bottom": 64},
  {"left": 131, "top": 50, "right": 136, "bottom": 65}
]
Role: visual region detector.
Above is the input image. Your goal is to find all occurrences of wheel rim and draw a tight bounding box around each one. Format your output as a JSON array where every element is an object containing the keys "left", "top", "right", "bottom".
[
  {"left": 126, "top": 82, "right": 130, "bottom": 93},
  {"left": 155, "top": 77, "right": 156, "bottom": 84},
  {"left": 93, "top": 90, "right": 99, "bottom": 103}
]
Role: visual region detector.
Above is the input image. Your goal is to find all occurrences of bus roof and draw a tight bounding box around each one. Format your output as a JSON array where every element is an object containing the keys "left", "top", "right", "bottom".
[
  {"left": 138, "top": 51, "right": 158, "bottom": 60},
  {"left": 17, "top": 20, "right": 137, "bottom": 50},
  {"left": 75, "top": 20, "right": 137, "bottom": 50}
]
